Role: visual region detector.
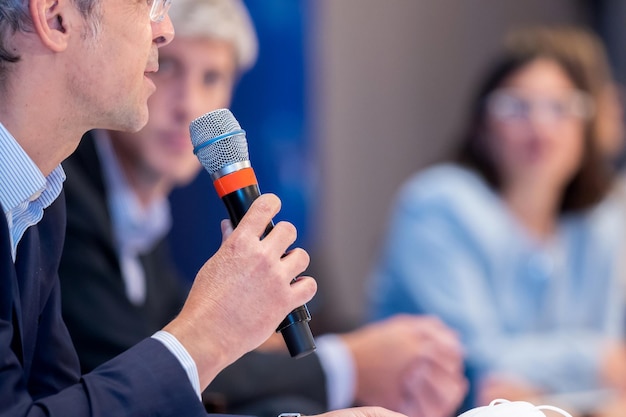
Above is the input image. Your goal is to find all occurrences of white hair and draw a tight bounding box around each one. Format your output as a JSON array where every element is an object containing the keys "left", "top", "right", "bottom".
[{"left": 168, "top": 0, "right": 259, "bottom": 73}]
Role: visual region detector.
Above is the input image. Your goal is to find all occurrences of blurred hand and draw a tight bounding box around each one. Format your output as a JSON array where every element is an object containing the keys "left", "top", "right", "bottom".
[
  {"left": 594, "top": 396, "right": 626, "bottom": 417},
  {"left": 477, "top": 375, "right": 542, "bottom": 406},
  {"left": 592, "top": 343, "right": 626, "bottom": 417},
  {"left": 342, "top": 315, "right": 467, "bottom": 417},
  {"left": 164, "top": 194, "right": 317, "bottom": 389},
  {"left": 601, "top": 342, "right": 626, "bottom": 393},
  {"left": 255, "top": 331, "right": 288, "bottom": 352},
  {"left": 317, "top": 406, "right": 408, "bottom": 417}
]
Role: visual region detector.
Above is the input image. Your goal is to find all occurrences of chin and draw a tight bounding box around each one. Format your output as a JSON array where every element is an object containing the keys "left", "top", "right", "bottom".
[
  {"left": 170, "top": 170, "right": 201, "bottom": 187},
  {"left": 134, "top": 113, "right": 151, "bottom": 133},
  {"left": 123, "top": 102, "right": 151, "bottom": 132},
  {"left": 112, "top": 114, "right": 149, "bottom": 134}
]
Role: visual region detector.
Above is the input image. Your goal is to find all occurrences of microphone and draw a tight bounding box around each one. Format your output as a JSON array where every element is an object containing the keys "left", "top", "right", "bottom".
[{"left": 189, "top": 108, "right": 316, "bottom": 359}]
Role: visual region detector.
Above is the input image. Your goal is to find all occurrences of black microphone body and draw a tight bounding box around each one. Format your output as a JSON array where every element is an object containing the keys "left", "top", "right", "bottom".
[
  {"left": 222, "top": 183, "right": 315, "bottom": 359},
  {"left": 190, "top": 109, "right": 316, "bottom": 359}
]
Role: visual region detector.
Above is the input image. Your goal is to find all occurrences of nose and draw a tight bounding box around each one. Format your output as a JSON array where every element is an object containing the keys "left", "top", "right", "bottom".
[{"left": 151, "top": 14, "right": 175, "bottom": 48}]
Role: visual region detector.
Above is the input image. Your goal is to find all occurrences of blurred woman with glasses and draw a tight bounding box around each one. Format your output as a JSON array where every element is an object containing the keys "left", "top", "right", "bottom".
[{"left": 368, "top": 26, "right": 626, "bottom": 417}]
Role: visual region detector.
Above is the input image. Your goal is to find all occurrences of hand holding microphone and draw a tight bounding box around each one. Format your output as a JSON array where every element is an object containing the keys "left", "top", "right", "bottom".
[{"left": 189, "top": 108, "right": 316, "bottom": 358}]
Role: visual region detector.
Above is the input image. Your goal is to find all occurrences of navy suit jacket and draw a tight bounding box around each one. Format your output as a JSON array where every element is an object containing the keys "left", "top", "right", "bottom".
[{"left": 0, "top": 192, "right": 208, "bottom": 416}]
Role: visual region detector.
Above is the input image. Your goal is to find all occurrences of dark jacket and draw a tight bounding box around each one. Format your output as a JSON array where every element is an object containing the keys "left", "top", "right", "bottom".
[{"left": 0, "top": 188, "right": 206, "bottom": 416}]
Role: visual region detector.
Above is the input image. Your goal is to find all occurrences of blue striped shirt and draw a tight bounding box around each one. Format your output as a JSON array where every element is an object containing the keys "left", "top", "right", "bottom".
[{"left": 0, "top": 122, "right": 65, "bottom": 260}]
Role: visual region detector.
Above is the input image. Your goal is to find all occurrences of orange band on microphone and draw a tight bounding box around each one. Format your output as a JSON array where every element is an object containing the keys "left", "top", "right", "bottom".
[{"left": 213, "top": 167, "right": 258, "bottom": 198}]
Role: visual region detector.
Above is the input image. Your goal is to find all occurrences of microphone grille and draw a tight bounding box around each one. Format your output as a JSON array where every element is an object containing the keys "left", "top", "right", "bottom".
[{"left": 189, "top": 108, "right": 249, "bottom": 176}]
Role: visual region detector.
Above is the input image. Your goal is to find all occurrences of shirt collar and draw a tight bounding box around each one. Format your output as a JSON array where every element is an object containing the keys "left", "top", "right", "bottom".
[
  {"left": 0, "top": 121, "right": 65, "bottom": 215},
  {"left": 94, "top": 130, "right": 171, "bottom": 255}
]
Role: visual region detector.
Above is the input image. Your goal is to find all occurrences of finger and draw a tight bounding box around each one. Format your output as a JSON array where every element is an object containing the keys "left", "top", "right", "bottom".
[
  {"left": 397, "top": 315, "right": 464, "bottom": 360},
  {"left": 426, "top": 348, "right": 465, "bottom": 376},
  {"left": 235, "top": 193, "right": 281, "bottom": 238},
  {"left": 411, "top": 335, "right": 465, "bottom": 375},
  {"left": 350, "top": 406, "right": 409, "bottom": 417},
  {"left": 263, "top": 220, "right": 298, "bottom": 256},
  {"left": 399, "top": 338, "right": 460, "bottom": 379},
  {"left": 280, "top": 247, "right": 311, "bottom": 279},
  {"left": 398, "top": 394, "right": 426, "bottom": 417},
  {"left": 404, "top": 364, "right": 468, "bottom": 417},
  {"left": 414, "top": 316, "right": 463, "bottom": 349},
  {"left": 287, "top": 275, "right": 317, "bottom": 307},
  {"left": 220, "top": 219, "right": 234, "bottom": 242}
]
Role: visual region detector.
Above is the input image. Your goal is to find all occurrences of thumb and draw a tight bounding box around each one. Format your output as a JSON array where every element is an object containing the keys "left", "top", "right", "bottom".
[{"left": 220, "top": 219, "right": 234, "bottom": 242}]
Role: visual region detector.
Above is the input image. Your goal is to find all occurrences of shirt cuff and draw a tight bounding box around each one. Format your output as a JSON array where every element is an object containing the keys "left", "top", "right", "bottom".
[
  {"left": 152, "top": 330, "right": 202, "bottom": 399},
  {"left": 315, "top": 334, "right": 356, "bottom": 409}
]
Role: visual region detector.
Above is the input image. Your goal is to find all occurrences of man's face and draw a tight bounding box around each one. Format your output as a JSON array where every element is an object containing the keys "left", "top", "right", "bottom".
[
  {"left": 109, "top": 36, "right": 238, "bottom": 188},
  {"left": 69, "top": 0, "right": 174, "bottom": 133}
]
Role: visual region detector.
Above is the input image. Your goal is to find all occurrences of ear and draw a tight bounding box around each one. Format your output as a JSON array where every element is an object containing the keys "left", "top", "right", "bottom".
[{"left": 29, "top": 0, "right": 71, "bottom": 52}]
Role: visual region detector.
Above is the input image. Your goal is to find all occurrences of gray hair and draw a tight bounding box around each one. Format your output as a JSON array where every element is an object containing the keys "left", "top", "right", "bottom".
[
  {"left": 0, "top": 0, "right": 101, "bottom": 65},
  {"left": 168, "top": 0, "right": 258, "bottom": 73}
]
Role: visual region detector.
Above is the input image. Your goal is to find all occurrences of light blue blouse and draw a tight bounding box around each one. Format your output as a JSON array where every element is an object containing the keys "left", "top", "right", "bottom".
[{"left": 369, "top": 164, "right": 626, "bottom": 394}]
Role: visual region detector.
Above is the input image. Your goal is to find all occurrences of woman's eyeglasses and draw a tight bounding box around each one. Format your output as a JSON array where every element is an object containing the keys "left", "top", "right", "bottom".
[{"left": 486, "top": 89, "right": 594, "bottom": 124}]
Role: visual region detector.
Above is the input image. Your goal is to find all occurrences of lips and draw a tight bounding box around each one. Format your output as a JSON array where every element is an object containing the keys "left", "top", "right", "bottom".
[
  {"left": 144, "top": 60, "right": 158, "bottom": 92},
  {"left": 145, "top": 48, "right": 160, "bottom": 74}
]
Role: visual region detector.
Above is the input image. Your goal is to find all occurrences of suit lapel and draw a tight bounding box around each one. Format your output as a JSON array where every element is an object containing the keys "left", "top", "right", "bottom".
[{"left": 0, "top": 205, "right": 25, "bottom": 367}]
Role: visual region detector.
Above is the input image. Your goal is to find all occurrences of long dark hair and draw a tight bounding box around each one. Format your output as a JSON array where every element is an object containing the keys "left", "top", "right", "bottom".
[{"left": 455, "top": 26, "right": 614, "bottom": 213}]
